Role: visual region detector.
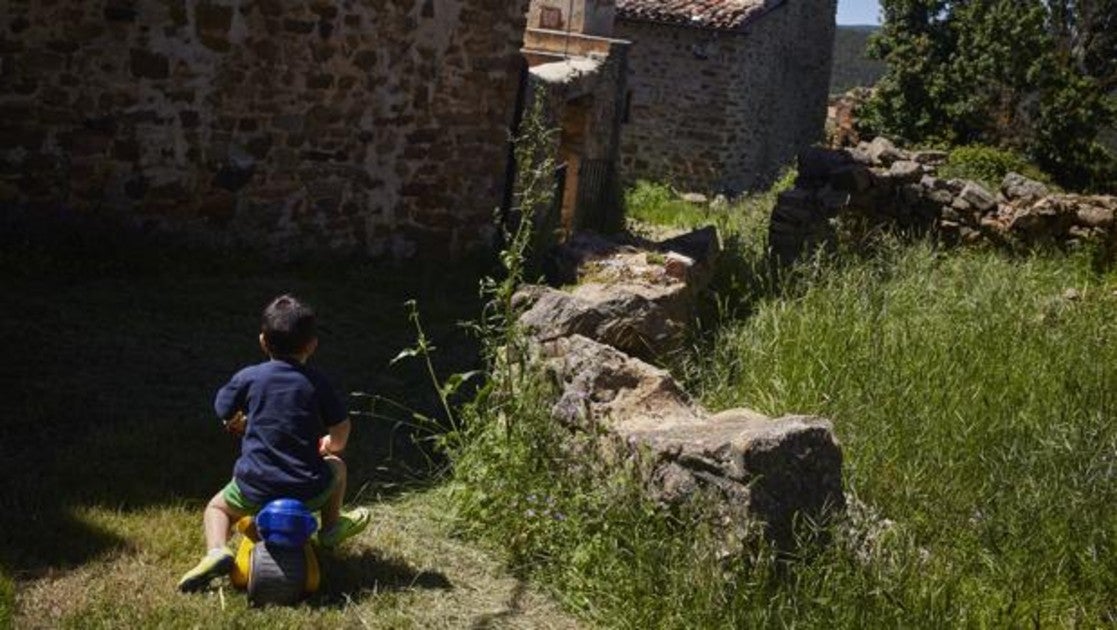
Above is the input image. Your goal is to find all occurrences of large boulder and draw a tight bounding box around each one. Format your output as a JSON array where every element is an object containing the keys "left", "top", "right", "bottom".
[
  {"left": 886, "top": 160, "right": 924, "bottom": 185},
  {"left": 517, "top": 281, "right": 692, "bottom": 361},
  {"left": 1004, "top": 196, "right": 1079, "bottom": 238},
  {"left": 1075, "top": 203, "right": 1115, "bottom": 229},
  {"left": 519, "top": 228, "right": 721, "bottom": 359},
  {"left": 543, "top": 335, "right": 845, "bottom": 550}
]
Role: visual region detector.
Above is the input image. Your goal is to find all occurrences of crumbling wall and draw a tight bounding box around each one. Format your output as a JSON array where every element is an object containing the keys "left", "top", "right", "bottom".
[
  {"left": 770, "top": 138, "right": 1117, "bottom": 266},
  {"left": 0, "top": 0, "right": 530, "bottom": 258},
  {"left": 517, "top": 230, "right": 845, "bottom": 551},
  {"left": 616, "top": 0, "right": 836, "bottom": 194}
]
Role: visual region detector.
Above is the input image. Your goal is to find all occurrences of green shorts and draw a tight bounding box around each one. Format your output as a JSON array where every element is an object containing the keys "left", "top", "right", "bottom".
[{"left": 221, "top": 467, "right": 339, "bottom": 515}]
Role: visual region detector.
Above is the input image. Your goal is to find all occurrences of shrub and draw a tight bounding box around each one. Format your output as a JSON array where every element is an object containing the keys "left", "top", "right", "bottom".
[{"left": 938, "top": 144, "right": 1052, "bottom": 190}]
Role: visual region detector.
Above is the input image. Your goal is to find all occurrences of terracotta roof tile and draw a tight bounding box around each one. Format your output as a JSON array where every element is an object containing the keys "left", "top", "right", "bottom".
[{"left": 616, "top": 0, "right": 785, "bottom": 31}]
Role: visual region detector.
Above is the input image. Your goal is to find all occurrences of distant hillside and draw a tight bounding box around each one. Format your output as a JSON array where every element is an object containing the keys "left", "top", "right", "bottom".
[{"left": 831, "top": 25, "right": 887, "bottom": 95}]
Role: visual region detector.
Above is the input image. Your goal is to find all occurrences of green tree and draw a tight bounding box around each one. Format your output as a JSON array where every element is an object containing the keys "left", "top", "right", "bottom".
[{"left": 862, "top": 0, "right": 1117, "bottom": 192}]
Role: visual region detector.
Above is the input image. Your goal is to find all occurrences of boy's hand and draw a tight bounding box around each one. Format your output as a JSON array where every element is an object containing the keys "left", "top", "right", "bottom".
[
  {"left": 224, "top": 411, "right": 247, "bottom": 436},
  {"left": 319, "top": 435, "right": 341, "bottom": 456}
]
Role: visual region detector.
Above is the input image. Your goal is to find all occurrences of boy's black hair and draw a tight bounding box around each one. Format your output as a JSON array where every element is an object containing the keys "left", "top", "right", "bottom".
[{"left": 261, "top": 294, "right": 316, "bottom": 357}]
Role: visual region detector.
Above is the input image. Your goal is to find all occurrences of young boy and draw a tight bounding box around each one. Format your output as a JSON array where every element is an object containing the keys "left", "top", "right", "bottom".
[{"left": 178, "top": 294, "right": 370, "bottom": 592}]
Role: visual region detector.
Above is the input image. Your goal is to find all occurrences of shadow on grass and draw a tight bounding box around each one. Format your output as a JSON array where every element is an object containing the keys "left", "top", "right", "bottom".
[
  {"left": 0, "top": 509, "right": 129, "bottom": 580},
  {"left": 0, "top": 212, "right": 486, "bottom": 581},
  {"left": 312, "top": 548, "right": 453, "bottom": 607},
  {"left": 468, "top": 578, "right": 527, "bottom": 629},
  {"left": 0, "top": 411, "right": 226, "bottom": 577}
]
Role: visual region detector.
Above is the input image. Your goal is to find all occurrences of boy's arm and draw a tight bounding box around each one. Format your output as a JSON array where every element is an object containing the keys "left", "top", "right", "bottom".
[
  {"left": 214, "top": 370, "right": 250, "bottom": 422},
  {"left": 315, "top": 369, "right": 349, "bottom": 455}
]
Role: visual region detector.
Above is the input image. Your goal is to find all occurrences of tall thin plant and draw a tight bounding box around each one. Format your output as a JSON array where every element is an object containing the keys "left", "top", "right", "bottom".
[
  {"left": 478, "top": 85, "right": 558, "bottom": 362},
  {"left": 393, "top": 84, "right": 558, "bottom": 457}
]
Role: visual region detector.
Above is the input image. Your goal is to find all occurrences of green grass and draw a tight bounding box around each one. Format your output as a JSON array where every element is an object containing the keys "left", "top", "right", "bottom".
[
  {"left": 1, "top": 570, "right": 13, "bottom": 629},
  {"left": 625, "top": 176, "right": 793, "bottom": 236},
  {"left": 9, "top": 189, "right": 1117, "bottom": 626},
  {"left": 11, "top": 493, "right": 576, "bottom": 629},
  {"left": 449, "top": 186, "right": 1117, "bottom": 627},
  {"left": 685, "top": 242, "right": 1117, "bottom": 624},
  {"left": 0, "top": 229, "right": 577, "bottom": 627}
]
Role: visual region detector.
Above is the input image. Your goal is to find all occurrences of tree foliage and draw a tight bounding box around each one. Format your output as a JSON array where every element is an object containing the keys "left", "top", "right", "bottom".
[{"left": 861, "top": 0, "right": 1117, "bottom": 192}]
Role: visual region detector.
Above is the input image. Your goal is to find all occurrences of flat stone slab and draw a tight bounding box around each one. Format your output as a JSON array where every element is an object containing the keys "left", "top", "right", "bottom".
[
  {"left": 522, "top": 228, "right": 720, "bottom": 359},
  {"left": 517, "top": 281, "right": 691, "bottom": 360}
]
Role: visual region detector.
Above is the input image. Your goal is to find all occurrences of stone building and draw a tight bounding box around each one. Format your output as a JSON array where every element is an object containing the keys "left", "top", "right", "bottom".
[
  {"left": 0, "top": 0, "right": 530, "bottom": 258},
  {"left": 615, "top": 0, "right": 837, "bottom": 193},
  {"left": 522, "top": 0, "right": 630, "bottom": 235}
]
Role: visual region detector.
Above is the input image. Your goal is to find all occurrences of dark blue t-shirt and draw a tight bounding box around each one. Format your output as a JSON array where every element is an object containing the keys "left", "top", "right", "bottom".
[{"left": 214, "top": 359, "right": 347, "bottom": 506}]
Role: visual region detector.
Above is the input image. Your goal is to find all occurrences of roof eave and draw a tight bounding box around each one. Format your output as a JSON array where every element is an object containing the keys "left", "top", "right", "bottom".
[{"left": 615, "top": 0, "right": 788, "bottom": 35}]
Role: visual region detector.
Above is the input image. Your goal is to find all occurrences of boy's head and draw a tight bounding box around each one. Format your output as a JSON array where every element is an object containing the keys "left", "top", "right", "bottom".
[{"left": 260, "top": 294, "right": 317, "bottom": 360}]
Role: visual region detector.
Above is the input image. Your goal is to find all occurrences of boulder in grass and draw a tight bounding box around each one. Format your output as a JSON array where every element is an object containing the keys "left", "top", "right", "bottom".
[
  {"left": 1074, "top": 204, "right": 1115, "bottom": 230},
  {"left": 887, "top": 160, "right": 923, "bottom": 185},
  {"left": 542, "top": 334, "right": 845, "bottom": 552}
]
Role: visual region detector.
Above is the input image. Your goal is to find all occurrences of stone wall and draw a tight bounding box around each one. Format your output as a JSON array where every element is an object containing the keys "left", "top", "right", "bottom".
[
  {"left": 615, "top": 0, "right": 836, "bottom": 194},
  {"left": 516, "top": 230, "right": 845, "bottom": 551},
  {"left": 770, "top": 137, "right": 1117, "bottom": 266},
  {"left": 0, "top": 0, "right": 530, "bottom": 258}
]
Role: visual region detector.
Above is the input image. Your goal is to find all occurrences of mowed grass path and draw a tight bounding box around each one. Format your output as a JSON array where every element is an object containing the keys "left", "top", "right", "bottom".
[{"left": 0, "top": 250, "right": 577, "bottom": 629}]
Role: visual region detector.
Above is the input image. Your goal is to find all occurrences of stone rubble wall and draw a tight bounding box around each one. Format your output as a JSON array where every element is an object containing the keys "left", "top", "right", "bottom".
[
  {"left": 0, "top": 0, "right": 529, "bottom": 258},
  {"left": 517, "top": 230, "right": 845, "bottom": 550},
  {"left": 770, "top": 137, "right": 1117, "bottom": 266},
  {"left": 615, "top": 0, "right": 837, "bottom": 195}
]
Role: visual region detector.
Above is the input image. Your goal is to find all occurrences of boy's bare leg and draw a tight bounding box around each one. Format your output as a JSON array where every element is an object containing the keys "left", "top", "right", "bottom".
[
  {"left": 318, "top": 457, "right": 370, "bottom": 548},
  {"left": 321, "top": 456, "right": 347, "bottom": 531},
  {"left": 204, "top": 492, "right": 245, "bottom": 550},
  {"left": 179, "top": 491, "right": 244, "bottom": 592}
]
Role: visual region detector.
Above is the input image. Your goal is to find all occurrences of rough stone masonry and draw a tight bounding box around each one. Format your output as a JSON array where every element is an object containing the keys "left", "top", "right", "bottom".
[
  {"left": 770, "top": 137, "right": 1117, "bottom": 266},
  {"left": 0, "top": 0, "right": 530, "bottom": 258},
  {"left": 517, "top": 230, "right": 845, "bottom": 551},
  {"left": 615, "top": 0, "right": 836, "bottom": 194}
]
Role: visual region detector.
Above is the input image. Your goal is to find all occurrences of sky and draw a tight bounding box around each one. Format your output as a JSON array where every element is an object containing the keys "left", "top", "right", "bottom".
[{"left": 837, "top": 0, "right": 881, "bottom": 25}]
